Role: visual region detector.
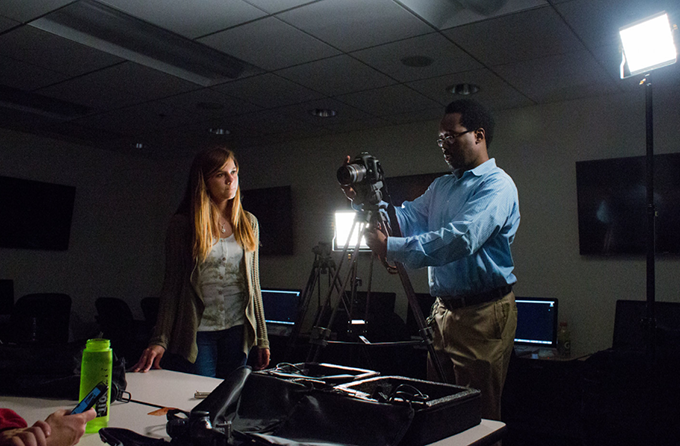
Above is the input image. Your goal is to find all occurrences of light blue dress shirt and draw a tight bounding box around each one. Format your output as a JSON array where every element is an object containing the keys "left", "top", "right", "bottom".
[{"left": 387, "top": 159, "right": 520, "bottom": 297}]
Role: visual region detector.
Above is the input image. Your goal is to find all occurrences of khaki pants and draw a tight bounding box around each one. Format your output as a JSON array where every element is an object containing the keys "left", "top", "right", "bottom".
[{"left": 427, "top": 291, "right": 517, "bottom": 420}]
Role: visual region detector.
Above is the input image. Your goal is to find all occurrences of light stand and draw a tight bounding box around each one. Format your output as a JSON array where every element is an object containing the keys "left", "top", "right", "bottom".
[{"left": 619, "top": 10, "right": 677, "bottom": 362}]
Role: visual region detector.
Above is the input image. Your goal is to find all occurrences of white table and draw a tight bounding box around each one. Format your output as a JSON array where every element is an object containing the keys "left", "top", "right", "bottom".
[{"left": 2, "top": 369, "right": 505, "bottom": 446}]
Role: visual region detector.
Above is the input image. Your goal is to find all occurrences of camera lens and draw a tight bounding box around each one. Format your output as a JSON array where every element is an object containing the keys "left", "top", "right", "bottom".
[{"left": 337, "top": 164, "right": 366, "bottom": 185}]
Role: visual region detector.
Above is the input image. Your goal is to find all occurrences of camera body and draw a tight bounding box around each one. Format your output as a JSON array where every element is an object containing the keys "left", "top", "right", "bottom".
[{"left": 337, "top": 152, "right": 385, "bottom": 207}]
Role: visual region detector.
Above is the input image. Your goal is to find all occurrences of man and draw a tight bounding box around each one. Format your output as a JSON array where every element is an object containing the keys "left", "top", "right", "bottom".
[{"left": 350, "top": 99, "right": 519, "bottom": 420}]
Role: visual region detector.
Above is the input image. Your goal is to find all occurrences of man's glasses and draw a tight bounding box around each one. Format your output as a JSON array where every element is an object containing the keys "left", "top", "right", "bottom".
[{"left": 437, "top": 129, "right": 475, "bottom": 147}]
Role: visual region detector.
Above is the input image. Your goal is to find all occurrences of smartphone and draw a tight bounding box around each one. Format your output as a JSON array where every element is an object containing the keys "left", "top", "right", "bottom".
[{"left": 71, "top": 383, "right": 108, "bottom": 414}]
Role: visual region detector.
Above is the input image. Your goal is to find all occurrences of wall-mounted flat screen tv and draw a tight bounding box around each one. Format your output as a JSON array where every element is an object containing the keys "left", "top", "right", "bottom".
[
  {"left": 576, "top": 153, "right": 680, "bottom": 255},
  {"left": 0, "top": 176, "right": 76, "bottom": 251}
]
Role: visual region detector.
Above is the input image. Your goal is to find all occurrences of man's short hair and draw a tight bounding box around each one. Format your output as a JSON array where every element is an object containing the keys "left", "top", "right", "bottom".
[{"left": 444, "top": 99, "right": 495, "bottom": 148}]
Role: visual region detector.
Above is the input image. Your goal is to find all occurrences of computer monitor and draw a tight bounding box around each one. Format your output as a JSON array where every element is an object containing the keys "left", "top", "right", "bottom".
[
  {"left": 261, "top": 289, "right": 301, "bottom": 337},
  {"left": 613, "top": 300, "right": 680, "bottom": 352},
  {"left": 514, "top": 297, "right": 559, "bottom": 348}
]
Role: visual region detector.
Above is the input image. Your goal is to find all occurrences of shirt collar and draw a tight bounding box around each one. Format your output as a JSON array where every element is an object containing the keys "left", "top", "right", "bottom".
[{"left": 453, "top": 158, "right": 497, "bottom": 178}]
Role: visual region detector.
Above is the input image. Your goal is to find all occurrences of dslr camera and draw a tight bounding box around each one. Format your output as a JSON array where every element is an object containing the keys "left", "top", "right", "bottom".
[{"left": 337, "top": 152, "right": 385, "bottom": 208}]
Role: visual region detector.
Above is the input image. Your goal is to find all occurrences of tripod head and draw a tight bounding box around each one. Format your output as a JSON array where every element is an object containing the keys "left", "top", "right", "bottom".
[{"left": 312, "top": 242, "right": 335, "bottom": 270}]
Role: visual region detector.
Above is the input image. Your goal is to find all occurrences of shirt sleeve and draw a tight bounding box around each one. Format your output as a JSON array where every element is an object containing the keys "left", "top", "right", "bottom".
[
  {"left": 387, "top": 175, "right": 517, "bottom": 268},
  {"left": 0, "top": 409, "right": 27, "bottom": 431}
]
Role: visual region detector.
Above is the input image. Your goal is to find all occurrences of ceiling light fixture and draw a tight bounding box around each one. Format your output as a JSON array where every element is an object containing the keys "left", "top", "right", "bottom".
[
  {"left": 208, "top": 128, "right": 230, "bottom": 135},
  {"left": 309, "top": 109, "right": 337, "bottom": 118},
  {"left": 447, "top": 83, "right": 480, "bottom": 95},
  {"left": 619, "top": 11, "right": 677, "bottom": 78},
  {"left": 29, "top": 0, "right": 248, "bottom": 86}
]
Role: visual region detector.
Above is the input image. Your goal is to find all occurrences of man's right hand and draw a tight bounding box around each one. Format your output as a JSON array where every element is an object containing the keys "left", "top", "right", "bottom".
[{"left": 130, "top": 345, "right": 165, "bottom": 372}]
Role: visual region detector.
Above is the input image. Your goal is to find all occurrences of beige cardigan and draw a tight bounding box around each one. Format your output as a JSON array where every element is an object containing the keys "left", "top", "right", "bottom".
[{"left": 149, "top": 212, "right": 269, "bottom": 363}]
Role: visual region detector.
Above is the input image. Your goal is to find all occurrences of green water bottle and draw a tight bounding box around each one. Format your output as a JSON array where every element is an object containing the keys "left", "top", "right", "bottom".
[{"left": 80, "top": 338, "right": 113, "bottom": 433}]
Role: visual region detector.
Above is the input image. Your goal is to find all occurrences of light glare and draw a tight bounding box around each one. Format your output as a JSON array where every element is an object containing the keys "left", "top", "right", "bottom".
[
  {"left": 620, "top": 12, "right": 677, "bottom": 77},
  {"left": 334, "top": 211, "right": 369, "bottom": 251}
]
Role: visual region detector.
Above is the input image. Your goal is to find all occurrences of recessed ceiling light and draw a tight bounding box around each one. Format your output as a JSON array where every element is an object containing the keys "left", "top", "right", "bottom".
[
  {"left": 309, "top": 108, "right": 337, "bottom": 118},
  {"left": 208, "top": 128, "right": 230, "bottom": 135},
  {"left": 401, "top": 56, "right": 434, "bottom": 67},
  {"left": 447, "top": 83, "right": 480, "bottom": 95}
]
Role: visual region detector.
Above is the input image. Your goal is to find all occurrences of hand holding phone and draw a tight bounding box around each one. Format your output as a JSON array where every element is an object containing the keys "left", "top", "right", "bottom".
[{"left": 71, "top": 383, "right": 108, "bottom": 414}]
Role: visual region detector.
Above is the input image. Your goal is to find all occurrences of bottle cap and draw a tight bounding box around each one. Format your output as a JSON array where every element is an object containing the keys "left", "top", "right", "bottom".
[{"left": 86, "top": 338, "right": 111, "bottom": 351}]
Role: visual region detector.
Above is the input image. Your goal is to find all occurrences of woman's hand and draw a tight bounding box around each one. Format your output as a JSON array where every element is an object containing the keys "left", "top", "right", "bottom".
[
  {"left": 253, "top": 347, "right": 270, "bottom": 370},
  {"left": 44, "top": 409, "right": 95, "bottom": 446},
  {"left": 130, "top": 345, "right": 166, "bottom": 372}
]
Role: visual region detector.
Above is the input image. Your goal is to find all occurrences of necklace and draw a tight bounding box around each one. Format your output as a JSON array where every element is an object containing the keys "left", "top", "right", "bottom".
[{"left": 219, "top": 221, "right": 226, "bottom": 233}]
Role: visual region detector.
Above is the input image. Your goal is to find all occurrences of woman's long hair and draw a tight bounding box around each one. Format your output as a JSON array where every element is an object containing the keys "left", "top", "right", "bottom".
[{"left": 177, "top": 147, "right": 257, "bottom": 263}]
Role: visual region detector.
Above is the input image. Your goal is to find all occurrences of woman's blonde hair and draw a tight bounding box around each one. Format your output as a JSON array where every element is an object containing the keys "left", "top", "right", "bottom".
[{"left": 178, "top": 147, "right": 257, "bottom": 263}]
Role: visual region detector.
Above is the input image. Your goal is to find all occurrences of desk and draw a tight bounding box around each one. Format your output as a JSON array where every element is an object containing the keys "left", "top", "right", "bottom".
[{"left": 3, "top": 370, "right": 505, "bottom": 446}]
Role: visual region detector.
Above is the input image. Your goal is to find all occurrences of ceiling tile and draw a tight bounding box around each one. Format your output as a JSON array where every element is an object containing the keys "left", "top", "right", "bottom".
[
  {"left": 243, "top": 0, "right": 316, "bottom": 14},
  {"left": 277, "top": 0, "right": 433, "bottom": 52},
  {"left": 493, "top": 50, "right": 620, "bottom": 103},
  {"left": 0, "top": 26, "right": 124, "bottom": 76},
  {"left": 72, "top": 101, "right": 197, "bottom": 136},
  {"left": 63, "top": 62, "right": 200, "bottom": 101},
  {"left": 0, "top": 15, "right": 19, "bottom": 32},
  {"left": 227, "top": 109, "right": 323, "bottom": 135},
  {"left": 198, "top": 16, "right": 340, "bottom": 71},
  {"left": 0, "top": 0, "right": 73, "bottom": 23},
  {"left": 276, "top": 55, "right": 396, "bottom": 96},
  {"left": 277, "top": 98, "right": 376, "bottom": 125},
  {"left": 351, "top": 32, "right": 483, "bottom": 82},
  {"left": 397, "top": 0, "right": 548, "bottom": 30},
  {"left": 383, "top": 106, "right": 445, "bottom": 125},
  {"left": 320, "top": 116, "right": 393, "bottom": 134},
  {"left": 160, "top": 88, "right": 261, "bottom": 117},
  {"left": 214, "top": 73, "right": 325, "bottom": 108},
  {"left": 335, "top": 84, "right": 442, "bottom": 116},
  {"left": 0, "top": 54, "right": 70, "bottom": 90},
  {"left": 444, "top": 6, "right": 586, "bottom": 66},
  {"left": 36, "top": 75, "right": 141, "bottom": 110},
  {"left": 99, "top": 0, "right": 267, "bottom": 39},
  {"left": 407, "top": 68, "right": 534, "bottom": 110}
]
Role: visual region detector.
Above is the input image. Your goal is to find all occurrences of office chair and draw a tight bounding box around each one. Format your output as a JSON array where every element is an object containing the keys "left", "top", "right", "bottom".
[
  {"left": 95, "top": 297, "right": 147, "bottom": 362},
  {"left": 8, "top": 293, "right": 71, "bottom": 344},
  {"left": 140, "top": 296, "right": 160, "bottom": 329}
]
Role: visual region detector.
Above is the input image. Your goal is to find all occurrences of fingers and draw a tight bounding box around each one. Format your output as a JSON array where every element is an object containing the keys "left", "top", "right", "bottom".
[
  {"left": 78, "top": 408, "right": 96, "bottom": 423},
  {"left": 131, "top": 346, "right": 164, "bottom": 372}
]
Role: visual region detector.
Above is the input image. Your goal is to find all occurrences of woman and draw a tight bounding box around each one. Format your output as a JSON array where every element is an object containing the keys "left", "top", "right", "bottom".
[{"left": 132, "top": 147, "right": 270, "bottom": 377}]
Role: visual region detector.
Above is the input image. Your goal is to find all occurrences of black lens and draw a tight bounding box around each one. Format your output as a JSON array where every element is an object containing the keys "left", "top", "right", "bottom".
[{"left": 337, "top": 164, "right": 366, "bottom": 185}]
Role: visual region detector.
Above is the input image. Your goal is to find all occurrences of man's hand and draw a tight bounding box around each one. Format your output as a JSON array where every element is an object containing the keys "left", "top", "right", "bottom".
[
  {"left": 340, "top": 155, "right": 357, "bottom": 201},
  {"left": 364, "top": 223, "right": 387, "bottom": 259},
  {"left": 130, "top": 344, "right": 165, "bottom": 372}
]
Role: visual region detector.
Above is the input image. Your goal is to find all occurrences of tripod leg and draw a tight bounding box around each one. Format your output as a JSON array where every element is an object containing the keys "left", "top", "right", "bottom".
[
  {"left": 395, "top": 262, "right": 447, "bottom": 383},
  {"left": 285, "top": 262, "right": 320, "bottom": 360}
]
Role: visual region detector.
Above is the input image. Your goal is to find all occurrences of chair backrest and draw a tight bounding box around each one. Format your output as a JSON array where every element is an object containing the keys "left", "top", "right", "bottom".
[
  {"left": 95, "top": 297, "right": 135, "bottom": 339},
  {"left": 10, "top": 293, "right": 71, "bottom": 344},
  {"left": 140, "top": 297, "right": 160, "bottom": 327}
]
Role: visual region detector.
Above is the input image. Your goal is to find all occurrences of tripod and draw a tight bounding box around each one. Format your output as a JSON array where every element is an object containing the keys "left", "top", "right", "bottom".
[{"left": 290, "top": 207, "right": 446, "bottom": 382}]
